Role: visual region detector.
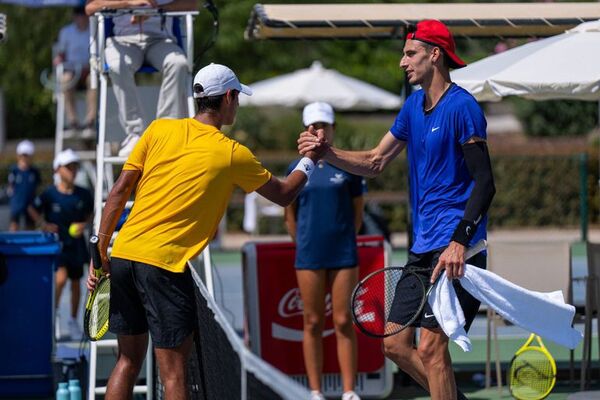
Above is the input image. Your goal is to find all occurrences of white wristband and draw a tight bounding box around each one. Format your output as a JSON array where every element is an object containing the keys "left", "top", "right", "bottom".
[{"left": 292, "top": 157, "right": 315, "bottom": 178}]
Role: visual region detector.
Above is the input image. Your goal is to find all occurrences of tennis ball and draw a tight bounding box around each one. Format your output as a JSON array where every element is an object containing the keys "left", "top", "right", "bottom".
[{"left": 69, "top": 223, "right": 81, "bottom": 238}]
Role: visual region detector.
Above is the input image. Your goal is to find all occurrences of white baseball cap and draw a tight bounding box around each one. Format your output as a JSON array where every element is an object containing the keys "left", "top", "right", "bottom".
[
  {"left": 193, "top": 63, "right": 252, "bottom": 99},
  {"left": 302, "top": 102, "right": 335, "bottom": 127},
  {"left": 53, "top": 148, "right": 80, "bottom": 170},
  {"left": 16, "top": 140, "right": 35, "bottom": 156}
]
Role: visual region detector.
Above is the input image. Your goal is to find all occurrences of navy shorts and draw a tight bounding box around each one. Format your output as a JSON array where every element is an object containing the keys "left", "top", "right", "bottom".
[
  {"left": 109, "top": 257, "right": 197, "bottom": 348},
  {"left": 57, "top": 246, "right": 87, "bottom": 280},
  {"left": 388, "top": 247, "right": 486, "bottom": 332},
  {"left": 9, "top": 209, "right": 34, "bottom": 226}
]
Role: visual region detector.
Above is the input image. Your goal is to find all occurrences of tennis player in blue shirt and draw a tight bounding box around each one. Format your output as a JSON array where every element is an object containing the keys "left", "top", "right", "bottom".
[
  {"left": 298, "top": 20, "right": 496, "bottom": 400},
  {"left": 285, "top": 102, "right": 364, "bottom": 400}
]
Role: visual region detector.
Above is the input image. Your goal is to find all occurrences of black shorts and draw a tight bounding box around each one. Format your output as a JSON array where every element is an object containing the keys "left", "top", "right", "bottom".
[
  {"left": 57, "top": 249, "right": 86, "bottom": 280},
  {"left": 109, "top": 257, "right": 197, "bottom": 348},
  {"left": 388, "top": 247, "right": 486, "bottom": 332}
]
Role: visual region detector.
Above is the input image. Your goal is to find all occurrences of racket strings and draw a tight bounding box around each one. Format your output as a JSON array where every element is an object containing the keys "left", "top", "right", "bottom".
[
  {"left": 352, "top": 268, "right": 428, "bottom": 337},
  {"left": 510, "top": 349, "right": 555, "bottom": 399},
  {"left": 88, "top": 279, "right": 110, "bottom": 338}
]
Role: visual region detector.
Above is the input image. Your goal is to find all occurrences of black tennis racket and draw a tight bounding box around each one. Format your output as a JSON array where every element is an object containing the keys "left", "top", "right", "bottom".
[
  {"left": 83, "top": 235, "right": 110, "bottom": 341},
  {"left": 351, "top": 239, "right": 487, "bottom": 338}
]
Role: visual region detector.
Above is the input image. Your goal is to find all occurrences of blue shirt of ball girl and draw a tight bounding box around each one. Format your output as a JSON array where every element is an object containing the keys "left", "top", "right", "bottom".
[{"left": 287, "top": 160, "right": 365, "bottom": 269}]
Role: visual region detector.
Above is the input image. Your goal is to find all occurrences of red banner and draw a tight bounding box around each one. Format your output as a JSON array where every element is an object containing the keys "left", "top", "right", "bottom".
[{"left": 244, "top": 235, "right": 387, "bottom": 375}]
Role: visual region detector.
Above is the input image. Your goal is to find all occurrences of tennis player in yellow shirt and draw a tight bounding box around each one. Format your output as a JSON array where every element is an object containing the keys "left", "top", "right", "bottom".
[{"left": 86, "top": 63, "right": 323, "bottom": 399}]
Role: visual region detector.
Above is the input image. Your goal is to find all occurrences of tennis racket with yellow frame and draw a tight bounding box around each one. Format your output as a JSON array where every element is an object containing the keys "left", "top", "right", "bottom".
[
  {"left": 83, "top": 235, "right": 110, "bottom": 341},
  {"left": 508, "top": 333, "right": 557, "bottom": 400}
]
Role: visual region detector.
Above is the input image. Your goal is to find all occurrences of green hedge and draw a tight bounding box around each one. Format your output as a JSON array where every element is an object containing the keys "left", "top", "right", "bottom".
[
  {"left": 1, "top": 153, "right": 596, "bottom": 233},
  {"left": 512, "top": 98, "right": 599, "bottom": 137},
  {"left": 244, "top": 151, "right": 596, "bottom": 233}
]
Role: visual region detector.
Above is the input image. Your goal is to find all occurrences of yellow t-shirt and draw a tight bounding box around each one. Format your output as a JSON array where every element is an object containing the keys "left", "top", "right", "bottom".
[{"left": 111, "top": 118, "right": 272, "bottom": 272}]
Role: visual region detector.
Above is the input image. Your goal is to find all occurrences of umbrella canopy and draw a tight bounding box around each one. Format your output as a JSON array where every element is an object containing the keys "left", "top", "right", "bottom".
[
  {"left": 451, "top": 20, "right": 600, "bottom": 102},
  {"left": 240, "top": 61, "right": 402, "bottom": 111}
]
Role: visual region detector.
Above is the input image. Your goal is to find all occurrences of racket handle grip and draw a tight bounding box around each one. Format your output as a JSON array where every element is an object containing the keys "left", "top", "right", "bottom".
[
  {"left": 89, "top": 236, "right": 103, "bottom": 274},
  {"left": 465, "top": 239, "right": 487, "bottom": 260}
]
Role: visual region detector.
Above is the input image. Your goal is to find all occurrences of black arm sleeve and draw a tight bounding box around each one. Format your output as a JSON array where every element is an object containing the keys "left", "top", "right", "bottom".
[{"left": 450, "top": 141, "right": 496, "bottom": 246}]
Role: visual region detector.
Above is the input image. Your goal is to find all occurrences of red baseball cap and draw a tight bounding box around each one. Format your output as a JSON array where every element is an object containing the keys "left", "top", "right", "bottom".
[{"left": 406, "top": 20, "right": 466, "bottom": 69}]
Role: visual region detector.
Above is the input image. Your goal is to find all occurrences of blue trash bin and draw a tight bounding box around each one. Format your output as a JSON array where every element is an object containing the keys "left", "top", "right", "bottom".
[{"left": 0, "top": 232, "right": 61, "bottom": 398}]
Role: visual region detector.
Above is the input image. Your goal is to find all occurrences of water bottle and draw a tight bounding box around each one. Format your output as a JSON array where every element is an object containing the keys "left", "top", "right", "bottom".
[
  {"left": 68, "top": 379, "right": 82, "bottom": 400},
  {"left": 56, "top": 382, "right": 69, "bottom": 400}
]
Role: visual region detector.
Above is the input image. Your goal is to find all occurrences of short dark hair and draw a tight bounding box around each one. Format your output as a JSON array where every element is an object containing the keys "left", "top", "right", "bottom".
[
  {"left": 195, "top": 94, "right": 225, "bottom": 113},
  {"left": 419, "top": 41, "right": 448, "bottom": 68}
]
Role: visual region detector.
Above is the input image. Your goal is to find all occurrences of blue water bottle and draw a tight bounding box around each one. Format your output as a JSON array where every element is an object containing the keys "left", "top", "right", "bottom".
[
  {"left": 56, "top": 382, "right": 69, "bottom": 400},
  {"left": 68, "top": 379, "right": 82, "bottom": 400}
]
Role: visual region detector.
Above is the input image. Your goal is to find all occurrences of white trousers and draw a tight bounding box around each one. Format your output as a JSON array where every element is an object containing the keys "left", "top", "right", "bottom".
[{"left": 105, "top": 34, "right": 188, "bottom": 136}]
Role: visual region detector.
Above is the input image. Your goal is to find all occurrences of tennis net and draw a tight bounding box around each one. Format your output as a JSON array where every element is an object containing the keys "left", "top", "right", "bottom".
[{"left": 153, "top": 266, "right": 310, "bottom": 400}]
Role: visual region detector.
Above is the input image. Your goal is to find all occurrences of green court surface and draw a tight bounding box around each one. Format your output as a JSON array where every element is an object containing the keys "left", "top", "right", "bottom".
[
  {"left": 450, "top": 336, "right": 589, "bottom": 366},
  {"left": 387, "top": 334, "right": 596, "bottom": 399},
  {"left": 211, "top": 246, "right": 597, "bottom": 399},
  {"left": 389, "top": 384, "right": 583, "bottom": 399}
]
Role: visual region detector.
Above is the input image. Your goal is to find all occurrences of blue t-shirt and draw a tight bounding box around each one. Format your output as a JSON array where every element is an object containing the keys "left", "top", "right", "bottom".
[
  {"left": 8, "top": 165, "right": 41, "bottom": 214},
  {"left": 287, "top": 161, "right": 365, "bottom": 269},
  {"left": 33, "top": 185, "right": 93, "bottom": 250},
  {"left": 390, "top": 84, "right": 488, "bottom": 253}
]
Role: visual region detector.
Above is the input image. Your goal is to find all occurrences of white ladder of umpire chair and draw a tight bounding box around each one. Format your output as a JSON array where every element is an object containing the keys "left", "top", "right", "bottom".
[
  {"left": 50, "top": 61, "right": 105, "bottom": 192},
  {"left": 86, "top": 9, "right": 214, "bottom": 400}
]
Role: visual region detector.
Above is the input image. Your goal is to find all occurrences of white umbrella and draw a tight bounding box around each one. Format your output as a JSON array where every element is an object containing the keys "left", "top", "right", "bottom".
[
  {"left": 451, "top": 20, "right": 600, "bottom": 102},
  {"left": 451, "top": 20, "right": 600, "bottom": 243},
  {"left": 240, "top": 61, "right": 402, "bottom": 111}
]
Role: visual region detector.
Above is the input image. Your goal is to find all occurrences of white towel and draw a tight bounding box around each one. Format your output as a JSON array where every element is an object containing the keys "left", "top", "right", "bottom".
[{"left": 428, "top": 264, "right": 583, "bottom": 352}]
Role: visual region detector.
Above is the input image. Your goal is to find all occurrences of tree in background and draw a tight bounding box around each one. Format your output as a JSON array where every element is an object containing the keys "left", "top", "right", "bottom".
[
  {"left": 0, "top": 6, "right": 70, "bottom": 139},
  {"left": 512, "top": 98, "right": 598, "bottom": 137},
  {"left": 0, "top": 0, "right": 595, "bottom": 141},
  {"left": 0, "top": 0, "right": 404, "bottom": 139}
]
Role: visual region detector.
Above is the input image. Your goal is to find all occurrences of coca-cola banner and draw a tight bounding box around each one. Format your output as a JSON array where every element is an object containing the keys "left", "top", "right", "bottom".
[{"left": 243, "top": 235, "right": 387, "bottom": 375}]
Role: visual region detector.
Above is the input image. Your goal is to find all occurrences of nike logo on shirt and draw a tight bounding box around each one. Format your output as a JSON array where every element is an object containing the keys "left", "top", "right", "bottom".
[
  {"left": 424, "top": 312, "right": 435, "bottom": 318},
  {"left": 431, "top": 127, "right": 440, "bottom": 132}
]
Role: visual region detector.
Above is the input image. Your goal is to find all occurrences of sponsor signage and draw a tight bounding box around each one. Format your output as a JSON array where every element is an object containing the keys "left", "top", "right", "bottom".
[{"left": 243, "top": 235, "right": 387, "bottom": 374}]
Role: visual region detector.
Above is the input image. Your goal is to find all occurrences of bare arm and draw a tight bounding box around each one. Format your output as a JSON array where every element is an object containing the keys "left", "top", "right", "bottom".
[
  {"left": 284, "top": 201, "right": 297, "bottom": 241},
  {"left": 255, "top": 171, "right": 308, "bottom": 208},
  {"left": 299, "top": 131, "right": 406, "bottom": 178},
  {"left": 27, "top": 205, "right": 42, "bottom": 226},
  {"left": 27, "top": 205, "right": 58, "bottom": 233},
  {"left": 87, "top": 170, "right": 139, "bottom": 290},
  {"left": 353, "top": 196, "right": 364, "bottom": 234},
  {"left": 257, "top": 128, "right": 328, "bottom": 207},
  {"left": 96, "top": 170, "right": 140, "bottom": 262}
]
